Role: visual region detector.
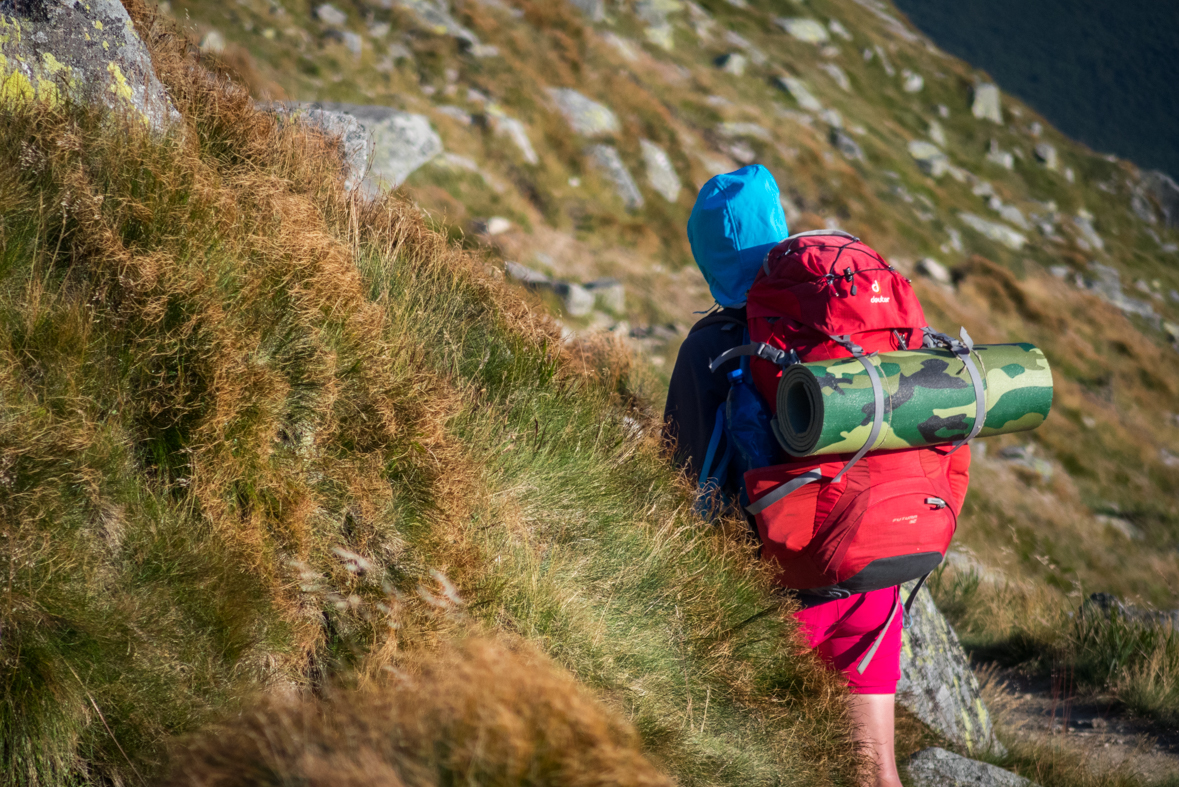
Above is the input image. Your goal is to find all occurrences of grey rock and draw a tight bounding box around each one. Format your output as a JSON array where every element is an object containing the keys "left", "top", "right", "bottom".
[
  {"left": 1049, "top": 265, "right": 1071, "bottom": 279},
  {"left": 1085, "top": 262, "right": 1156, "bottom": 320},
  {"left": 392, "top": 0, "right": 496, "bottom": 55},
  {"left": 819, "top": 62, "right": 851, "bottom": 92},
  {"left": 341, "top": 30, "right": 363, "bottom": 55},
  {"left": 908, "top": 748, "right": 1032, "bottom": 787},
  {"left": 1073, "top": 210, "right": 1104, "bottom": 252},
  {"left": 916, "top": 257, "right": 951, "bottom": 284},
  {"left": 776, "top": 76, "right": 823, "bottom": 113},
  {"left": 902, "top": 69, "right": 925, "bottom": 93},
  {"left": 588, "top": 145, "right": 644, "bottom": 210},
  {"left": 567, "top": 0, "right": 605, "bottom": 22},
  {"left": 899, "top": 585, "right": 1005, "bottom": 755},
  {"left": 200, "top": 29, "right": 226, "bottom": 53},
  {"left": 548, "top": 88, "right": 620, "bottom": 137},
  {"left": 719, "top": 122, "right": 772, "bottom": 142},
  {"left": 493, "top": 114, "right": 539, "bottom": 165},
  {"left": 985, "top": 139, "right": 1014, "bottom": 170},
  {"left": 268, "top": 103, "right": 372, "bottom": 192},
  {"left": 722, "top": 30, "right": 767, "bottom": 65},
  {"left": 1033, "top": 142, "right": 1058, "bottom": 171},
  {"left": 585, "top": 279, "right": 626, "bottom": 312},
  {"left": 820, "top": 108, "right": 843, "bottom": 129},
  {"left": 775, "top": 17, "right": 831, "bottom": 43},
  {"left": 1142, "top": 170, "right": 1179, "bottom": 228},
  {"left": 285, "top": 103, "right": 443, "bottom": 191},
  {"left": 505, "top": 261, "right": 551, "bottom": 286},
  {"left": 636, "top": 0, "right": 681, "bottom": 50},
  {"left": 958, "top": 213, "right": 1027, "bottom": 250},
  {"left": 313, "top": 3, "right": 348, "bottom": 26},
  {"left": 831, "top": 129, "right": 864, "bottom": 161},
  {"left": 828, "top": 18, "right": 853, "bottom": 41},
  {"left": 928, "top": 119, "right": 947, "bottom": 147},
  {"left": 435, "top": 105, "right": 473, "bottom": 125},
  {"left": 1096, "top": 514, "right": 1144, "bottom": 540},
  {"left": 972, "top": 83, "right": 1003, "bottom": 124},
  {"left": 640, "top": 139, "right": 682, "bottom": 202},
  {"left": 554, "top": 282, "right": 595, "bottom": 317},
  {"left": 715, "top": 52, "right": 747, "bottom": 76},
  {"left": 0, "top": 0, "right": 180, "bottom": 131},
  {"left": 909, "top": 140, "right": 949, "bottom": 178},
  {"left": 997, "top": 204, "right": 1030, "bottom": 231}
]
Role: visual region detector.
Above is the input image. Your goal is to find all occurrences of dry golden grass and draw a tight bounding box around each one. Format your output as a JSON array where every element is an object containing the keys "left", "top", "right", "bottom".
[{"left": 163, "top": 637, "right": 672, "bottom": 787}]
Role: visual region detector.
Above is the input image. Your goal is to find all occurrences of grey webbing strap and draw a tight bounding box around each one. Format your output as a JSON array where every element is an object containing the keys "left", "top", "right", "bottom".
[
  {"left": 708, "top": 343, "right": 791, "bottom": 373},
  {"left": 922, "top": 327, "right": 987, "bottom": 455},
  {"left": 949, "top": 328, "right": 986, "bottom": 455},
  {"left": 902, "top": 572, "right": 930, "bottom": 629},
  {"left": 745, "top": 470, "right": 823, "bottom": 515},
  {"left": 856, "top": 591, "right": 901, "bottom": 675},
  {"left": 829, "top": 340, "right": 885, "bottom": 484}
]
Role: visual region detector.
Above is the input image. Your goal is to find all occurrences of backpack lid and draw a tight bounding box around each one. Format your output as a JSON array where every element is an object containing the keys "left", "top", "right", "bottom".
[
  {"left": 746, "top": 232, "right": 927, "bottom": 336},
  {"left": 687, "top": 165, "right": 790, "bottom": 308}
]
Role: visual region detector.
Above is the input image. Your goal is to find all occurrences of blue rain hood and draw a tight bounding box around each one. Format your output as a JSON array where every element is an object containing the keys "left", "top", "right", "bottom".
[{"left": 687, "top": 165, "right": 789, "bottom": 308}]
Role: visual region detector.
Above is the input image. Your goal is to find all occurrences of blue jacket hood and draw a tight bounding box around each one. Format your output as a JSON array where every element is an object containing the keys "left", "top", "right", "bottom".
[{"left": 687, "top": 165, "right": 789, "bottom": 308}]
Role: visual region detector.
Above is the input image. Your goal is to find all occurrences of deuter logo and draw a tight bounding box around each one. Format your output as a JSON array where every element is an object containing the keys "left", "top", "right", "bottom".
[{"left": 870, "top": 280, "right": 890, "bottom": 303}]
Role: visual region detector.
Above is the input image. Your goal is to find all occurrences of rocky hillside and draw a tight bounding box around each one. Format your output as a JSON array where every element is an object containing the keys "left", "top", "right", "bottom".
[{"left": 169, "top": 0, "right": 1179, "bottom": 608}]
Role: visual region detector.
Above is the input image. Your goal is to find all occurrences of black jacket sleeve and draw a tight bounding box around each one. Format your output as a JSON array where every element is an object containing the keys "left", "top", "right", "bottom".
[{"left": 662, "top": 308, "right": 746, "bottom": 494}]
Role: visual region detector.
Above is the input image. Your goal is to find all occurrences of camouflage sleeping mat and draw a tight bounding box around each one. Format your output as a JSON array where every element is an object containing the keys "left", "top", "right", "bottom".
[{"left": 774, "top": 343, "right": 1053, "bottom": 457}]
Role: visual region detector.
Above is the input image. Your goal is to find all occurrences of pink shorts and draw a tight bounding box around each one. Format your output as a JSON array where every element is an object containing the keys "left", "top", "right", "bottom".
[{"left": 793, "top": 586, "right": 902, "bottom": 695}]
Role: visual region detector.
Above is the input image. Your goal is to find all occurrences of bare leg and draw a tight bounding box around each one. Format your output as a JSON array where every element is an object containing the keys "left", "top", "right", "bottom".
[{"left": 849, "top": 693, "right": 903, "bottom": 787}]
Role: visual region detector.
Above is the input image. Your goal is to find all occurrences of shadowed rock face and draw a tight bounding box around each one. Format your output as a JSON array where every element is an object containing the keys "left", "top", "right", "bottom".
[
  {"left": 899, "top": 581, "right": 1005, "bottom": 756},
  {"left": 0, "top": 0, "right": 178, "bottom": 129}
]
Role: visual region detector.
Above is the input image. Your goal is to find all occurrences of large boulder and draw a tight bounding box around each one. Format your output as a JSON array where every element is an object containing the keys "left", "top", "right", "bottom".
[
  {"left": 971, "top": 83, "right": 1003, "bottom": 124},
  {"left": 909, "top": 748, "right": 1033, "bottom": 787},
  {"left": 273, "top": 103, "right": 443, "bottom": 192},
  {"left": 0, "top": 0, "right": 179, "bottom": 130},
  {"left": 898, "top": 582, "right": 1004, "bottom": 755},
  {"left": 547, "top": 88, "right": 620, "bottom": 137}
]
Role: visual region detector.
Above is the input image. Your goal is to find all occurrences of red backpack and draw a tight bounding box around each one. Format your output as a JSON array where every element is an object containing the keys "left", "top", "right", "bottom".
[{"left": 713, "top": 230, "right": 971, "bottom": 601}]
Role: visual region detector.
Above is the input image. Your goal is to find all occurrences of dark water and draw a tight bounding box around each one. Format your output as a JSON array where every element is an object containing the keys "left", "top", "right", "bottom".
[{"left": 891, "top": 0, "right": 1179, "bottom": 179}]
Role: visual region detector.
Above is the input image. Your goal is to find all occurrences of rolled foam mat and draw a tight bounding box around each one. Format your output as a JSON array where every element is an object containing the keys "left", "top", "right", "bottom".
[{"left": 774, "top": 343, "right": 1053, "bottom": 457}]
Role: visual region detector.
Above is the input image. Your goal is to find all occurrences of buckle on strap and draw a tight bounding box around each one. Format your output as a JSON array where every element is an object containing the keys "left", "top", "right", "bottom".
[
  {"left": 922, "top": 327, "right": 988, "bottom": 454},
  {"left": 709, "top": 343, "right": 799, "bottom": 373}
]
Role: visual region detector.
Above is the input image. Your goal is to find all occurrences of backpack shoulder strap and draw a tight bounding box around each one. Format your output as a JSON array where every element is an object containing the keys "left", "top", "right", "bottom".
[{"left": 688, "top": 311, "right": 746, "bottom": 337}]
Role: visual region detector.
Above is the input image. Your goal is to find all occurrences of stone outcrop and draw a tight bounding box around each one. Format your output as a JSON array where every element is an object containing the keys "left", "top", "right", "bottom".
[
  {"left": 548, "top": 88, "right": 620, "bottom": 137},
  {"left": 636, "top": 0, "right": 682, "bottom": 51},
  {"left": 909, "top": 748, "right": 1033, "bottom": 787},
  {"left": 971, "top": 83, "right": 1003, "bottom": 124},
  {"left": 715, "top": 52, "right": 746, "bottom": 76},
  {"left": 831, "top": 129, "right": 863, "bottom": 161},
  {"left": 902, "top": 69, "right": 924, "bottom": 93},
  {"left": 0, "top": 0, "right": 179, "bottom": 130},
  {"left": 899, "top": 581, "right": 1004, "bottom": 755},
  {"left": 959, "top": 212, "right": 1027, "bottom": 250},
  {"left": 640, "top": 139, "right": 682, "bottom": 202},
  {"left": 1033, "top": 142, "right": 1058, "bottom": 171},
  {"left": 1072, "top": 210, "right": 1104, "bottom": 251},
  {"left": 588, "top": 144, "right": 644, "bottom": 210},
  {"left": 1084, "top": 262, "right": 1156, "bottom": 320},
  {"left": 819, "top": 62, "right": 851, "bottom": 92}
]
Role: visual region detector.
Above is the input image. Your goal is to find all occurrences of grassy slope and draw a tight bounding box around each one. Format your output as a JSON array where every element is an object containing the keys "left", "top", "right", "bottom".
[
  {"left": 169, "top": 0, "right": 1179, "bottom": 723},
  {"left": 0, "top": 4, "right": 863, "bottom": 784}
]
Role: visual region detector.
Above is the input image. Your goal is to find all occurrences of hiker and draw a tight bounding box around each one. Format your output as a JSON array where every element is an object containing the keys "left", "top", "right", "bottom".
[{"left": 664, "top": 165, "right": 958, "bottom": 787}]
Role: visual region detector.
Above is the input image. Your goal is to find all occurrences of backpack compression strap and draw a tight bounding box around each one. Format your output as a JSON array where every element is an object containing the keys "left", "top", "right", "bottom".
[
  {"left": 826, "top": 335, "right": 886, "bottom": 483},
  {"left": 708, "top": 342, "right": 798, "bottom": 373},
  {"left": 922, "top": 327, "right": 987, "bottom": 453}
]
